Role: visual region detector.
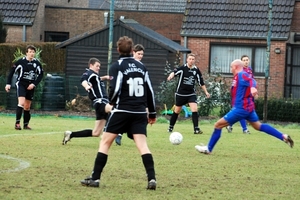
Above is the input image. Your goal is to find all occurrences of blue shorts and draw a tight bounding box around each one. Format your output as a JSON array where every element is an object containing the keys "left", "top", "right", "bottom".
[{"left": 224, "top": 108, "right": 259, "bottom": 125}]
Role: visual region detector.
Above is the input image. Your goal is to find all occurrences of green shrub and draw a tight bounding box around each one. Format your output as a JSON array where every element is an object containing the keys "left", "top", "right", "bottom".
[
  {"left": 0, "top": 42, "right": 65, "bottom": 76},
  {"left": 255, "top": 98, "right": 300, "bottom": 122}
]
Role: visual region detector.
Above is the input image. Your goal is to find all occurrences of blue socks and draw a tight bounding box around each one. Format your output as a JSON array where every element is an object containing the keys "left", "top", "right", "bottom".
[
  {"left": 207, "top": 128, "right": 222, "bottom": 152},
  {"left": 239, "top": 119, "right": 247, "bottom": 131},
  {"left": 259, "top": 124, "right": 283, "bottom": 141}
]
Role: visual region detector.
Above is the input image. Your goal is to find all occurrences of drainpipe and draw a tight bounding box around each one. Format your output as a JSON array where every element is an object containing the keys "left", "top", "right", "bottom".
[
  {"left": 263, "top": 0, "right": 273, "bottom": 122},
  {"left": 183, "top": 36, "right": 188, "bottom": 64},
  {"left": 22, "top": 25, "right": 26, "bottom": 42},
  {"left": 107, "top": 0, "right": 114, "bottom": 89},
  {"left": 104, "top": 12, "right": 108, "bottom": 25}
]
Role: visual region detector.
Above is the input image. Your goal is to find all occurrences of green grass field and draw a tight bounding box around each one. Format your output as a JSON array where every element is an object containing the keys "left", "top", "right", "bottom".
[{"left": 0, "top": 114, "right": 299, "bottom": 200}]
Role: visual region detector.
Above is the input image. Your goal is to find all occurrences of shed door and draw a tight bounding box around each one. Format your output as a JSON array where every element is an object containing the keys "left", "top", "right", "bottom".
[{"left": 285, "top": 45, "right": 300, "bottom": 98}]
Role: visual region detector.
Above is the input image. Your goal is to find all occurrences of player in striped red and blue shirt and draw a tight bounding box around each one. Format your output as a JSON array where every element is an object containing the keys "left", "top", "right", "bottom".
[
  {"left": 226, "top": 55, "right": 253, "bottom": 133},
  {"left": 195, "top": 59, "right": 294, "bottom": 154}
]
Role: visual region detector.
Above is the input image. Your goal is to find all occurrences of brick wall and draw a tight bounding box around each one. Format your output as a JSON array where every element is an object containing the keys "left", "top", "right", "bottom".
[
  {"left": 6, "top": 26, "right": 33, "bottom": 43},
  {"left": 44, "top": 8, "right": 183, "bottom": 41},
  {"left": 31, "top": 0, "right": 46, "bottom": 41},
  {"left": 45, "top": 8, "right": 107, "bottom": 38},
  {"left": 115, "top": 11, "right": 183, "bottom": 41},
  {"left": 291, "top": 1, "right": 300, "bottom": 32},
  {"left": 184, "top": 37, "right": 286, "bottom": 97}
]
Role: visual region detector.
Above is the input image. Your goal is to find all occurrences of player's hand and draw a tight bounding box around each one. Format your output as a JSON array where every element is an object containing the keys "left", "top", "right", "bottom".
[
  {"left": 85, "top": 84, "right": 92, "bottom": 91},
  {"left": 5, "top": 84, "right": 11, "bottom": 92},
  {"left": 27, "top": 83, "right": 35, "bottom": 90},
  {"left": 148, "top": 118, "right": 156, "bottom": 125},
  {"left": 105, "top": 104, "right": 113, "bottom": 113},
  {"left": 251, "top": 87, "right": 258, "bottom": 97},
  {"left": 205, "top": 92, "right": 210, "bottom": 98},
  {"left": 167, "top": 72, "right": 174, "bottom": 81},
  {"left": 101, "top": 75, "right": 110, "bottom": 81}
]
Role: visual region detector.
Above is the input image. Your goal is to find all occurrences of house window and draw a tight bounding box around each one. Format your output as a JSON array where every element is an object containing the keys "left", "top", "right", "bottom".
[
  {"left": 210, "top": 44, "right": 266, "bottom": 76},
  {"left": 45, "top": 32, "right": 69, "bottom": 42}
]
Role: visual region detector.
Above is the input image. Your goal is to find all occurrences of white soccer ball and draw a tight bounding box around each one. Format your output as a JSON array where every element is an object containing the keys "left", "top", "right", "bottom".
[{"left": 169, "top": 132, "right": 183, "bottom": 145}]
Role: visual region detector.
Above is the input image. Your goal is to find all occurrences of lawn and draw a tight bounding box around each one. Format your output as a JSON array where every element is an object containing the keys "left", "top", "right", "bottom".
[{"left": 0, "top": 114, "right": 299, "bottom": 200}]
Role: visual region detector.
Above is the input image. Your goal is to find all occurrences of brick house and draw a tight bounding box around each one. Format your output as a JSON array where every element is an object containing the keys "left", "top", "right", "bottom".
[
  {"left": 0, "top": 0, "right": 45, "bottom": 42},
  {"left": 181, "top": 0, "right": 300, "bottom": 98},
  {"left": 0, "top": 0, "right": 185, "bottom": 42},
  {"left": 1, "top": 0, "right": 300, "bottom": 99}
]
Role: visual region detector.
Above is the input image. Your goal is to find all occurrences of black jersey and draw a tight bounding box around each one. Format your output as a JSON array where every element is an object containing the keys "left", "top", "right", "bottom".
[
  {"left": 173, "top": 64, "right": 205, "bottom": 96},
  {"left": 6, "top": 57, "right": 43, "bottom": 86},
  {"left": 80, "top": 69, "right": 108, "bottom": 102},
  {"left": 109, "top": 56, "right": 156, "bottom": 118}
]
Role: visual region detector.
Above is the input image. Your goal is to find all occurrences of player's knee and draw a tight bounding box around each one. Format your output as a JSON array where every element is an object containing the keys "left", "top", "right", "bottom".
[
  {"left": 92, "top": 130, "right": 102, "bottom": 137},
  {"left": 23, "top": 106, "right": 30, "bottom": 110}
]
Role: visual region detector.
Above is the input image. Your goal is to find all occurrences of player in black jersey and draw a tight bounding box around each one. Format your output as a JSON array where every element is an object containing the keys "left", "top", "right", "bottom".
[
  {"left": 114, "top": 43, "right": 145, "bottom": 146},
  {"left": 167, "top": 53, "right": 210, "bottom": 134},
  {"left": 81, "top": 36, "right": 157, "bottom": 190},
  {"left": 5, "top": 45, "right": 44, "bottom": 130},
  {"left": 62, "top": 58, "right": 112, "bottom": 145}
]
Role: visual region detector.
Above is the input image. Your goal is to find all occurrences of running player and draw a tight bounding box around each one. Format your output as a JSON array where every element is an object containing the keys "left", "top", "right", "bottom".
[
  {"left": 62, "top": 58, "right": 111, "bottom": 145},
  {"left": 226, "top": 55, "right": 253, "bottom": 134},
  {"left": 195, "top": 59, "right": 294, "bottom": 154}
]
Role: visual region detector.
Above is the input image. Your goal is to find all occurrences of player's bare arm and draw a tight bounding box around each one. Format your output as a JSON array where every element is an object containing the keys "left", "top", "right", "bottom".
[{"left": 167, "top": 72, "right": 175, "bottom": 81}]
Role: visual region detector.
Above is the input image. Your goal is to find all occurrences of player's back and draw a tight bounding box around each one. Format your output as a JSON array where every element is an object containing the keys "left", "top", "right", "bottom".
[{"left": 109, "top": 57, "right": 149, "bottom": 113}]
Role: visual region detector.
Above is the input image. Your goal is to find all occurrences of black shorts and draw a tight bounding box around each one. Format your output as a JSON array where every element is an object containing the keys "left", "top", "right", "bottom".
[
  {"left": 175, "top": 94, "right": 197, "bottom": 106},
  {"left": 104, "top": 112, "right": 148, "bottom": 139},
  {"left": 94, "top": 102, "right": 108, "bottom": 120},
  {"left": 16, "top": 82, "right": 34, "bottom": 100}
]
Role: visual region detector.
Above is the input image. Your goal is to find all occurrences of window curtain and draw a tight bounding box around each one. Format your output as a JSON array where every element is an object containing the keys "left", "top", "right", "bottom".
[{"left": 210, "top": 45, "right": 266, "bottom": 74}]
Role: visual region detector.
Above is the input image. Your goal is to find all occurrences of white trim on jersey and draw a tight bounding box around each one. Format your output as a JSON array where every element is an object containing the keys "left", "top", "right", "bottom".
[{"left": 111, "top": 71, "right": 123, "bottom": 105}]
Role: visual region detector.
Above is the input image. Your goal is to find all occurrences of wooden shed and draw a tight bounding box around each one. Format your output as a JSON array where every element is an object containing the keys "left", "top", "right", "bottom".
[{"left": 56, "top": 19, "right": 191, "bottom": 101}]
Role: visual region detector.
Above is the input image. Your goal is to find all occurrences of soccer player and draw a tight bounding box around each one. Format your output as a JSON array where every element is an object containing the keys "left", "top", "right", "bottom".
[
  {"left": 195, "top": 59, "right": 294, "bottom": 154},
  {"left": 115, "top": 43, "right": 145, "bottom": 146},
  {"left": 167, "top": 53, "right": 210, "bottom": 134},
  {"left": 62, "top": 58, "right": 111, "bottom": 145},
  {"left": 5, "top": 45, "right": 44, "bottom": 130},
  {"left": 80, "top": 36, "right": 157, "bottom": 190},
  {"left": 226, "top": 55, "right": 252, "bottom": 134}
]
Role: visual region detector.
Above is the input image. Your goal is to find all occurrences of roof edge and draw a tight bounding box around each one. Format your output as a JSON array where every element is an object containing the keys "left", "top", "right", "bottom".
[
  {"left": 3, "top": 22, "right": 33, "bottom": 26},
  {"left": 180, "top": 34, "right": 288, "bottom": 41}
]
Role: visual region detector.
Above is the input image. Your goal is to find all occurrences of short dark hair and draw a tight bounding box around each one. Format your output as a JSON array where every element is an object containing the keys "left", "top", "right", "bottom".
[
  {"left": 88, "top": 58, "right": 100, "bottom": 66},
  {"left": 133, "top": 44, "right": 145, "bottom": 52},
  {"left": 117, "top": 36, "right": 134, "bottom": 55},
  {"left": 187, "top": 53, "right": 196, "bottom": 58},
  {"left": 26, "top": 45, "right": 36, "bottom": 53},
  {"left": 241, "top": 55, "right": 249, "bottom": 60}
]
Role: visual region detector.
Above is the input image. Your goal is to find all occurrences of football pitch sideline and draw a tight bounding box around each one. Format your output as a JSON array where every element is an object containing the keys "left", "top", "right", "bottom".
[{"left": 0, "top": 115, "right": 299, "bottom": 200}]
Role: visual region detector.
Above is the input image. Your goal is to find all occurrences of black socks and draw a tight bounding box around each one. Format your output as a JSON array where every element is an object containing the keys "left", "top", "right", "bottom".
[
  {"left": 70, "top": 129, "right": 93, "bottom": 138},
  {"left": 91, "top": 152, "right": 108, "bottom": 180},
  {"left": 16, "top": 106, "right": 23, "bottom": 124},
  {"left": 142, "top": 153, "right": 156, "bottom": 181}
]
